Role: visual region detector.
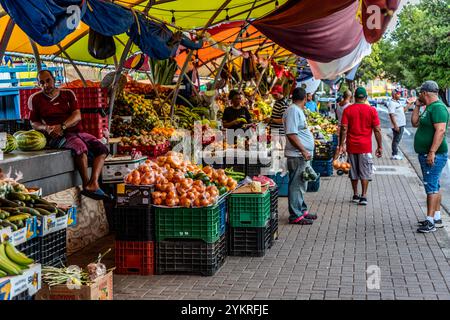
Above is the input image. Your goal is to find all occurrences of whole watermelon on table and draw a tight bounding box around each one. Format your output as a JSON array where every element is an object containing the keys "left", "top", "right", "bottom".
[
  {"left": 15, "top": 130, "right": 47, "bottom": 151},
  {"left": 1, "top": 134, "right": 18, "bottom": 153}
]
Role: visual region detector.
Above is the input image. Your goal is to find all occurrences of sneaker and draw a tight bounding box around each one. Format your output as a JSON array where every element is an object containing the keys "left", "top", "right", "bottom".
[
  {"left": 352, "top": 195, "right": 360, "bottom": 203},
  {"left": 289, "top": 215, "right": 314, "bottom": 225},
  {"left": 303, "top": 211, "right": 317, "bottom": 220},
  {"left": 417, "top": 220, "right": 437, "bottom": 233},
  {"left": 391, "top": 155, "right": 403, "bottom": 160},
  {"left": 418, "top": 219, "right": 443, "bottom": 228},
  {"left": 359, "top": 197, "right": 368, "bottom": 205}
]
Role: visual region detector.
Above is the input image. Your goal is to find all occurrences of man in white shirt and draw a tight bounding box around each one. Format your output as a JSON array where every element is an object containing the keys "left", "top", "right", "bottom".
[{"left": 388, "top": 89, "right": 407, "bottom": 160}]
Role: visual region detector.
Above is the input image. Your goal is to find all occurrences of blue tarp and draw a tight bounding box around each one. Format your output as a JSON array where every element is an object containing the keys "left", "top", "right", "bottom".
[
  {"left": 0, "top": 0, "right": 87, "bottom": 46},
  {"left": 82, "top": 0, "right": 134, "bottom": 36},
  {"left": 126, "top": 12, "right": 203, "bottom": 60},
  {"left": 1, "top": 0, "right": 203, "bottom": 60}
]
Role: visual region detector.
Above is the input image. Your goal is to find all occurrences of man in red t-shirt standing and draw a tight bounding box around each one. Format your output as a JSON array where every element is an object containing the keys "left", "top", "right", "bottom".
[
  {"left": 339, "top": 87, "right": 383, "bottom": 205},
  {"left": 29, "top": 70, "right": 110, "bottom": 200}
]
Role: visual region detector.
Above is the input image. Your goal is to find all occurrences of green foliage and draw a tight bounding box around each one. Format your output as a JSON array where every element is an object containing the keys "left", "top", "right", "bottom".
[
  {"left": 355, "top": 42, "right": 384, "bottom": 84},
  {"left": 377, "top": 0, "right": 450, "bottom": 88}
]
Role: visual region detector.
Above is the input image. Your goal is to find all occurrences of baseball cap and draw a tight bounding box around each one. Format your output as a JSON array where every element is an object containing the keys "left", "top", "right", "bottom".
[
  {"left": 271, "top": 85, "right": 283, "bottom": 95},
  {"left": 393, "top": 88, "right": 402, "bottom": 94},
  {"left": 419, "top": 80, "right": 439, "bottom": 93},
  {"left": 355, "top": 87, "right": 368, "bottom": 99}
]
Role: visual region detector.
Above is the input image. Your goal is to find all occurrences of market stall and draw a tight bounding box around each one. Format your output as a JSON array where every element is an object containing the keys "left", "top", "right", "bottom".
[{"left": 0, "top": 0, "right": 399, "bottom": 300}]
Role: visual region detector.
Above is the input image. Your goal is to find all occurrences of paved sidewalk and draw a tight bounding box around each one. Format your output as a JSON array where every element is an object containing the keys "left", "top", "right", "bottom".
[{"left": 68, "top": 133, "right": 450, "bottom": 300}]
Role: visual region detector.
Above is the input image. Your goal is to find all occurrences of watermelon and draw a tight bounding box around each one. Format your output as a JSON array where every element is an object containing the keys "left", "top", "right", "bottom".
[
  {"left": 15, "top": 130, "right": 47, "bottom": 151},
  {"left": 1, "top": 134, "right": 18, "bottom": 153}
]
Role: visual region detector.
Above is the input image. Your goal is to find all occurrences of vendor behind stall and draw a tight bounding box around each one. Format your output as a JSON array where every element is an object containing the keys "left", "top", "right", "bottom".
[
  {"left": 28, "top": 70, "right": 110, "bottom": 201},
  {"left": 222, "top": 90, "right": 252, "bottom": 130}
]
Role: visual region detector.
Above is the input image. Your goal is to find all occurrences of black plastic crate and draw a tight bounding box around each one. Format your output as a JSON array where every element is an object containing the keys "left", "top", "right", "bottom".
[
  {"left": 16, "top": 237, "right": 41, "bottom": 263},
  {"left": 39, "top": 229, "right": 67, "bottom": 267},
  {"left": 246, "top": 162, "right": 272, "bottom": 177},
  {"left": 269, "top": 184, "right": 279, "bottom": 220},
  {"left": 219, "top": 196, "right": 227, "bottom": 237},
  {"left": 156, "top": 235, "right": 227, "bottom": 276},
  {"left": 113, "top": 205, "right": 155, "bottom": 241},
  {"left": 11, "top": 290, "right": 34, "bottom": 300},
  {"left": 313, "top": 141, "right": 334, "bottom": 160},
  {"left": 228, "top": 221, "right": 272, "bottom": 257},
  {"left": 270, "top": 213, "right": 279, "bottom": 244}
]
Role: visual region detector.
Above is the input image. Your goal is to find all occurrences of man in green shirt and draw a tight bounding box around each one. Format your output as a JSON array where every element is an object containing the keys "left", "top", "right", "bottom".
[{"left": 412, "top": 80, "right": 449, "bottom": 233}]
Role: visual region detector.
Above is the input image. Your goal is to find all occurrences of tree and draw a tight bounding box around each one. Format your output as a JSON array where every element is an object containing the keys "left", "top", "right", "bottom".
[
  {"left": 386, "top": 0, "right": 450, "bottom": 88},
  {"left": 354, "top": 42, "right": 384, "bottom": 84}
]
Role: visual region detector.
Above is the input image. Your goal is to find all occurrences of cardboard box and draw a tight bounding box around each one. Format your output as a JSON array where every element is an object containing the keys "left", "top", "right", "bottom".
[
  {"left": 35, "top": 271, "right": 113, "bottom": 300},
  {"left": 0, "top": 217, "right": 37, "bottom": 246},
  {"left": 116, "top": 184, "right": 154, "bottom": 207},
  {"left": 9, "top": 217, "right": 37, "bottom": 246},
  {"left": 0, "top": 264, "right": 42, "bottom": 300},
  {"left": 36, "top": 205, "right": 77, "bottom": 236},
  {"left": 102, "top": 156, "right": 147, "bottom": 183}
]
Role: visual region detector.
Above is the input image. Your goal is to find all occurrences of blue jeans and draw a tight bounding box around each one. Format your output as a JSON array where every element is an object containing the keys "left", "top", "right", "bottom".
[
  {"left": 418, "top": 153, "right": 448, "bottom": 194},
  {"left": 287, "top": 157, "right": 309, "bottom": 221}
]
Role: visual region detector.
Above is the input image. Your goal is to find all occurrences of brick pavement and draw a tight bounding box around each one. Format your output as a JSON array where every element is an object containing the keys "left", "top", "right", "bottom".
[{"left": 68, "top": 133, "right": 450, "bottom": 300}]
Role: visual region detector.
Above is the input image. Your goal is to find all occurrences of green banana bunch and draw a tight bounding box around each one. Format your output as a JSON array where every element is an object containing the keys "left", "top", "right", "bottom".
[
  {"left": 4, "top": 241, "right": 34, "bottom": 266},
  {"left": 0, "top": 242, "right": 26, "bottom": 277}
]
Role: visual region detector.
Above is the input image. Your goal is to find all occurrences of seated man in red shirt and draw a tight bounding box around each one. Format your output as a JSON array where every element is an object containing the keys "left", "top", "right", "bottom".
[
  {"left": 339, "top": 87, "right": 383, "bottom": 206},
  {"left": 29, "top": 70, "right": 110, "bottom": 200}
]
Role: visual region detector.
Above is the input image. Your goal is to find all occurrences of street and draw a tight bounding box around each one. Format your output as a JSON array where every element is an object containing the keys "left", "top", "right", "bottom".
[{"left": 376, "top": 104, "right": 450, "bottom": 213}]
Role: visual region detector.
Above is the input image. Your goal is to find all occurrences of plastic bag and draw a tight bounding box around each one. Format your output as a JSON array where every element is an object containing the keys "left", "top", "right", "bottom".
[{"left": 88, "top": 28, "right": 116, "bottom": 60}]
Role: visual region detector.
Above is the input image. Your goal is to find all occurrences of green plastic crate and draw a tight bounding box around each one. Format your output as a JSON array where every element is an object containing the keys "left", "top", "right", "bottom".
[
  {"left": 229, "top": 190, "right": 271, "bottom": 227},
  {"left": 155, "top": 203, "right": 221, "bottom": 243}
]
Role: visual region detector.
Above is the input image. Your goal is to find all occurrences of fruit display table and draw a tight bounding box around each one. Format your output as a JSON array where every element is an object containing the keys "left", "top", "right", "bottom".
[{"left": 1, "top": 149, "right": 84, "bottom": 196}]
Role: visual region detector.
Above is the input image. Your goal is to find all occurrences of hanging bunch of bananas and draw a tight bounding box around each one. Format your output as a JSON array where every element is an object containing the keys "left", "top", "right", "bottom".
[{"left": 175, "top": 105, "right": 201, "bottom": 130}]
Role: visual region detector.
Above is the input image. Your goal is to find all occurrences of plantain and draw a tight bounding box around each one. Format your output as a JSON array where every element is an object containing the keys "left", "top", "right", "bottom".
[
  {"left": 34, "top": 208, "right": 53, "bottom": 216},
  {"left": 0, "top": 207, "right": 21, "bottom": 215},
  {"left": 0, "top": 243, "right": 23, "bottom": 276},
  {"left": 16, "top": 207, "right": 42, "bottom": 217},
  {"left": 34, "top": 198, "right": 58, "bottom": 206},
  {"left": 6, "top": 214, "right": 31, "bottom": 222},
  {"left": 4, "top": 241, "right": 34, "bottom": 266},
  {"left": 34, "top": 204, "right": 58, "bottom": 214},
  {"left": 0, "top": 198, "right": 19, "bottom": 207},
  {"left": 0, "top": 220, "right": 18, "bottom": 231},
  {"left": 7, "top": 192, "right": 29, "bottom": 202}
]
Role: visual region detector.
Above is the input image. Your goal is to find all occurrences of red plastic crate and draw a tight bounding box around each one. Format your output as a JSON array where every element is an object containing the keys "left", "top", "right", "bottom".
[
  {"left": 115, "top": 240, "right": 155, "bottom": 275},
  {"left": 80, "top": 112, "right": 109, "bottom": 139},
  {"left": 117, "top": 142, "right": 170, "bottom": 157},
  {"left": 19, "top": 88, "right": 108, "bottom": 119}
]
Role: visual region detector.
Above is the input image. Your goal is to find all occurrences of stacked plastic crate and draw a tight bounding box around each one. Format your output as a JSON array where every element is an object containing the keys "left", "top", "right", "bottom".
[
  {"left": 154, "top": 196, "right": 228, "bottom": 276},
  {"left": 228, "top": 188, "right": 272, "bottom": 257},
  {"left": 19, "top": 87, "right": 109, "bottom": 139},
  {"left": 113, "top": 202, "right": 156, "bottom": 276}
]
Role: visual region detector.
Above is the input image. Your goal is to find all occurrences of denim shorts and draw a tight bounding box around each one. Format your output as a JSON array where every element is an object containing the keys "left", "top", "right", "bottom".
[{"left": 418, "top": 153, "right": 448, "bottom": 194}]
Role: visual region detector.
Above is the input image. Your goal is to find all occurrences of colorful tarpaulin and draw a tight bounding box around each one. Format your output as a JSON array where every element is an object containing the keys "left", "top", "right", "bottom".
[
  {"left": 252, "top": 0, "right": 399, "bottom": 79},
  {"left": 0, "top": 0, "right": 289, "bottom": 64},
  {"left": 175, "top": 20, "right": 293, "bottom": 77}
]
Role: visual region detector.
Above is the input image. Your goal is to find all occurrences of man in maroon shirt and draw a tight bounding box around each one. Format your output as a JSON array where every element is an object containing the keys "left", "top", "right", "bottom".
[
  {"left": 339, "top": 87, "right": 383, "bottom": 206},
  {"left": 29, "top": 70, "right": 110, "bottom": 200}
]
